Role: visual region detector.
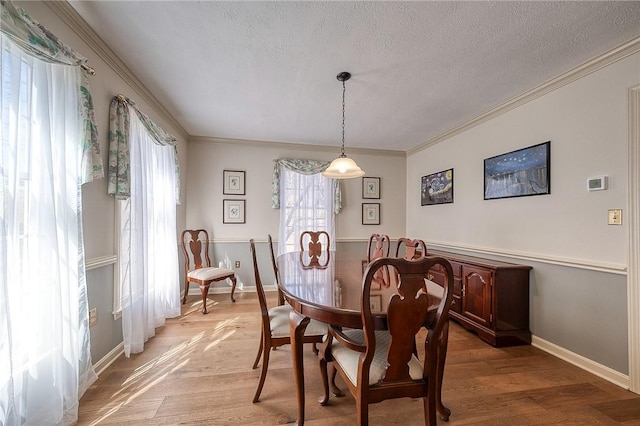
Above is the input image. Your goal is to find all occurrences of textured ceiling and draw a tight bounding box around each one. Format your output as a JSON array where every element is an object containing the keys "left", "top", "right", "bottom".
[{"left": 67, "top": 1, "right": 640, "bottom": 152}]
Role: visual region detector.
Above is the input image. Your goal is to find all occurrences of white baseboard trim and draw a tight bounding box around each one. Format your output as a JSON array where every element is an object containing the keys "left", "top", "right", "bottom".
[
  {"left": 93, "top": 342, "right": 124, "bottom": 376},
  {"left": 532, "top": 335, "right": 630, "bottom": 389}
]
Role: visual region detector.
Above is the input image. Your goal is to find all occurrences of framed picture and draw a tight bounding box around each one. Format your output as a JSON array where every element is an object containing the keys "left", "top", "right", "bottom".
[
  {"left": 223, "top": 170, "right": 245, "bottom": 195},
  {"left": 362, "top": 203, "right": 380, "bottom": 225},
  {"left": 223, "top": 199, "right": 245, "bottom": 224},
  {"left": 362, "top": 177, "right": 381, "bottom": 199},
  {"left": 421, "top": 168, "right": 454, "bottom": 206},
  {"left": 484, "top": 141, "right": 550, "bottom": 200}
]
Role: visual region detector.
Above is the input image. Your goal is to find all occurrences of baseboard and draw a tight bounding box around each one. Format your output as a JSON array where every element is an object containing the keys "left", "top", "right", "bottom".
[
  {"left": 532, "top": 335, "right": 630, "bottom": 389},
  {"left": 93, "top": 342, "right": 124, "bottom": 376}
]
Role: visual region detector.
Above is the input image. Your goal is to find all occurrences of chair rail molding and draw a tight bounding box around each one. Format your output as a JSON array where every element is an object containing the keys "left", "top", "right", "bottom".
[{"left": 628, "top": 85, "right": 640, "bottom": 394}]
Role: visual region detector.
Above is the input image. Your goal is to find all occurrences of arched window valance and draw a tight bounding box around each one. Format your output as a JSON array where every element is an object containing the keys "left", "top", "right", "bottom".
[
  {"left": 271, "top": 158, "right": 342, "bottom": 214},
  {"left": 108, "top": 95, "right": 181, "bottom": 204}
]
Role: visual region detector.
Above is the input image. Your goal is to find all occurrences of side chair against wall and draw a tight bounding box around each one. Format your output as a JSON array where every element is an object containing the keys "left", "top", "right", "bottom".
[
  {"left": 181, "top": 229, "right": 237, "bottom": 314},
  {"left": 249, "top": 239, "right": 328, "bottom": 403},
  {"left": 395, "top": 237, "right": 428, "bottom": 260},
  {"left": 319, "top": 256, "right": 455, "bottom": 425},
  {"left": 267, "top": 234, "right": 285, "bottom": 306}
]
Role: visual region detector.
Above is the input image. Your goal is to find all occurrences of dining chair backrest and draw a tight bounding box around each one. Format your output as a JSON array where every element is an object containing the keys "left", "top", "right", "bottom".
[
  {"left": 182, "top": 229, "right": 211, "bottom": 271},
  {"left": 327, "top": 255, "right": 455, "bottom": 425},
  {"left": 250, "top": 239, "right": 270, "bottom": 321},
  {"left": 395, "top": 237, "right": 428, "bottom": 260},
  {"left": 267, "top": 234, "right": 285, "bottom": 305},
  {"left": 366, "top": 233, "right": 390, "bottom": 263},
  {"left": 300, "top": 230, "right": 330, "bottom": 256}
]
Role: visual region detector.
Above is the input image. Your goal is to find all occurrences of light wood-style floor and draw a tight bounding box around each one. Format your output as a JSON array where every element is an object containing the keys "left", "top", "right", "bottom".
[{"left": 78, "top": 293, "right": 640, "bottom": 425}]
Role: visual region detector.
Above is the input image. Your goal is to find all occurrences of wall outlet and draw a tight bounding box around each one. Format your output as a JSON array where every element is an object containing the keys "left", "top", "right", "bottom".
[
  {"left": 89, "top": 308, "right": 97, "bottom": 327},
  {"left": 235, "top": 261, "right": 240, "bottom": 268}
]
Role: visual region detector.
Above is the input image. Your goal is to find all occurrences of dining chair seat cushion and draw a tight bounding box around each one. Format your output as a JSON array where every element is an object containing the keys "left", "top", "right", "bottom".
[
  {"left": 331, "top": 329, "right": 423, "bottom": 386},
  {"left": 269, "top": 304, "right": 328, "bottom": 338},
  {"left": 187, "top": 267, "right": 234, "bottom": 281}
]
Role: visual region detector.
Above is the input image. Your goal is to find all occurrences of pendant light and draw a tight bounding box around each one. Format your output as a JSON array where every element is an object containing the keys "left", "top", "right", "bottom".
[{"left": 323, "top": 72, "right": 365, "bottom": 179}]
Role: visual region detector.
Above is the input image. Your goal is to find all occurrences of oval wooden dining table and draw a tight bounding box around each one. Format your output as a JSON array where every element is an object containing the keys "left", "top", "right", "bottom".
[{"left": 276, "top": 250, "right": 450, "bottom": 425}]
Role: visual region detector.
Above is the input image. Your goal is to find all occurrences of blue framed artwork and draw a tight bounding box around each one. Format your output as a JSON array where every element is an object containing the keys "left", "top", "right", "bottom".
[
  {"left": 484, "top": 141, "right": 550, "bottom": 200},
  {"left": 421, "top": 168, "right": 453, "bottom": 206}
]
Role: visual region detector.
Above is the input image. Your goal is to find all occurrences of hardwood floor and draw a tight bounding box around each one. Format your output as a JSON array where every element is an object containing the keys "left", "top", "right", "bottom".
[{"left": 78, "top": 293, "right": 640, "bottom": 425}]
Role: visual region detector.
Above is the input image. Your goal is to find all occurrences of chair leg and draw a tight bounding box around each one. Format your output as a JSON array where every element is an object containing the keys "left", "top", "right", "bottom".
[
  {"left": 182, "top": 280, "right": 189, "bottom": 305},
  {"left": 356, "top": 395, "right": 369, "bottom": 426},
  {"left": 252, "top": 331, "right": 264, "bottom": 369},
  {"left": 329, "top": 364, "right": 343, "bottom": 397},
  {"left": 253, "top": 345, "right": 270, "bottom": 403},
  {"left": 199, "top": 284, "right": 210, "bottom": 314},
  {"left": 230, "top": 276, "right": 237, "bottom": 303},
  {"left": 424, "top": 381, "right": 438, "bottom": 426},
  {"left": 318, "top": 355, "right": 330, "bottom": 406}
]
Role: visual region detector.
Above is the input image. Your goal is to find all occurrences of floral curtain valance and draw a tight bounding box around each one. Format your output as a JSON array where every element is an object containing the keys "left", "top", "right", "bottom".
[
  {"left": 108, "top": 95, "right": 181, "bottom": 204},
  {"left": 1, "top": 0, "right": 103, "bottom": 183},
  {"left": 271, "top": 158, "right": 342, "bottom": 214}
]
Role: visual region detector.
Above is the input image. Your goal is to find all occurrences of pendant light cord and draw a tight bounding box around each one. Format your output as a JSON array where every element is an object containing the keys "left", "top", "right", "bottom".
[{"left": 341, "top": 79, "right": 346, "bottom": 157}]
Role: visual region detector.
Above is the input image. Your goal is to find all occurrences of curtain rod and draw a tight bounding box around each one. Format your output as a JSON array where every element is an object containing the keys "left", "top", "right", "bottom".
[{"left": 81, "top": 63, "right": 95, "bottom": 75}]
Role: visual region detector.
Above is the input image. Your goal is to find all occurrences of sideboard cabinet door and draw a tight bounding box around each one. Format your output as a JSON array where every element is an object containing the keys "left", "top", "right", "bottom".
[{"left": 461, "top": 265, "right": 492, "bottom": 328}]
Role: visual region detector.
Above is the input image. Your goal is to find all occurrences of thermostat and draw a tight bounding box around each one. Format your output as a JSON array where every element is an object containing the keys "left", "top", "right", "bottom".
[{"left": 587, "top": 176, "right": 608, "bottom": 191}]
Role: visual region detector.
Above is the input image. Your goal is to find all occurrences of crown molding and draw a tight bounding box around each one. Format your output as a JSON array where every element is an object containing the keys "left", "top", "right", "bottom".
[
  {"left": 45, "top": 1, "right": 188, "bottom": 139},
  {"left": 189, "top": 136, "right": 406, "bottom": 157},
  {"left": 408, "top": 36, "right": 640, "bottom": 156}
]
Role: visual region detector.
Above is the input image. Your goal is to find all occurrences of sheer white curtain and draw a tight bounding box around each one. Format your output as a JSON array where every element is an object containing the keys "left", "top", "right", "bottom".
[
  {"left": 118, "top": 112, "right": 180, "bottom": 357},
  {"left": 0, "top": 36, "right": 96, "bottom": 425},
  {"left": 278, "top": 167, "right": 336, "bottom": 254}
]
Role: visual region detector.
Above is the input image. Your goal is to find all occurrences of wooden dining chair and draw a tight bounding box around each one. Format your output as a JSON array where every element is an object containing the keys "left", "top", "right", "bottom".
[
  {"left": 181, "top": 229, "right": 237, "bottom": 314},
  {"left": 320, "top": 256, "right": 455, "bottom": 425},
  {"left": 300, "top": 230, "right": 330, "bottom": 256},
  {"left": 300, "top": 230, "right": 331, "bottom": 268},
  {"left": 267, "top": 234, "right": 285, "bottom": 306},
  {"left": 249, "top": 239, "right": 327, "bottom": 403},
  {"left": 366, "top": 233, "right": 391, "bottom": 288},
  {"left": 395, "top": 237, "right": 428, "bottom": 260}
]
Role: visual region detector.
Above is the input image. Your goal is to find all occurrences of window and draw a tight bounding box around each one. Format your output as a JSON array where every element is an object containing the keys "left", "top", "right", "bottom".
[
  {"left": 1, "top": 35, "right": 96, "bottom": 425},
  {"left": 278, "top": 167, "right": 335, "bottom": 254}
]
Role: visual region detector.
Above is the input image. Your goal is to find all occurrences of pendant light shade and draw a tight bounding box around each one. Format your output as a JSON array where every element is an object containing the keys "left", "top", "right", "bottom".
[
  {"left": 323, "top": 72, "right": 365, "bottom": 179},
  {"left": 323, "top": 155, "right": 365, "bottom": 178}
]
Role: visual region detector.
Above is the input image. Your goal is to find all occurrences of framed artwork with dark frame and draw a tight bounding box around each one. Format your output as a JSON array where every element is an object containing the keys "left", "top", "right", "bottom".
[
  {"left": 484, "top": 141, "right": 550, "bottom": 200},
  {"left": 223, "top": 199, "right": 246, "bottom": 224},
  {"left": 421, "top": 168, "right": 454, "bottom": 206},
  {"left": 362, "top": 203, "right": 380, "bottom": 225},
  {"left": 223, "top": 170, "right": 246, "bottom": 195},
  {"left": 362, "top": 177, "right": 381, "bottom": 199}
]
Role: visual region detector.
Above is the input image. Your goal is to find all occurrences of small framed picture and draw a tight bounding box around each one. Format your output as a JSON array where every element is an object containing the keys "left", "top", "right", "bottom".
[
  {"left": 223, "top": 199, "right": 245, "bottom": 224},
  {"left": 223, "top": 170, "right": 245, "bottom": 195},
  {"left": 362, "top": 177, "right": 380, "bottom": 199},
  {"left": 362, "top": 203, "right": 380, "bottom": 225},
  {"left": 421, "top": 168, "right": 454, "bottom": 206}
]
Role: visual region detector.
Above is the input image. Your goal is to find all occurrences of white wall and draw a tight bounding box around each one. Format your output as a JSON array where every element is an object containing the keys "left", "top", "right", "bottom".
[
  {"left": 406, "top": 52, "right": 640, "bottom": 376},
  {"left": 407, "top": 55, "right": 636, "bottom": 266},
  {"left": 18, "top": 1, "right": 189, "bottom": 362},
  {"left": 186, "top": 139, "right": 406, "bottom": 241}
]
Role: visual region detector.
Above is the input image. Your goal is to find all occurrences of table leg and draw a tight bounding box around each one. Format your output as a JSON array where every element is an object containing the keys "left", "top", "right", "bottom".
[{"left": 290, "top": 310, "right": 310, "bottom": 426}]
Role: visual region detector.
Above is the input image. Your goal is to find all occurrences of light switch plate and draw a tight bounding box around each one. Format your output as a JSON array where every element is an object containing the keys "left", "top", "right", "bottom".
[{"left": 608, "top": 209, "right": 622, "bottom": 225}]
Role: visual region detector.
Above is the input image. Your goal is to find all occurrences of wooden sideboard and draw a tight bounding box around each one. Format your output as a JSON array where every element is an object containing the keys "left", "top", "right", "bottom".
[{"left": 427, "top": 250, "right": 532, "bottom": 347}]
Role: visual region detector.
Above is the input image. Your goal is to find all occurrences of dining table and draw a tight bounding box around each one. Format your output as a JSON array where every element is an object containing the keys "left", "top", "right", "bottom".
[{"left": 276, "top": 249, "right": 450, "bottom": 425}]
